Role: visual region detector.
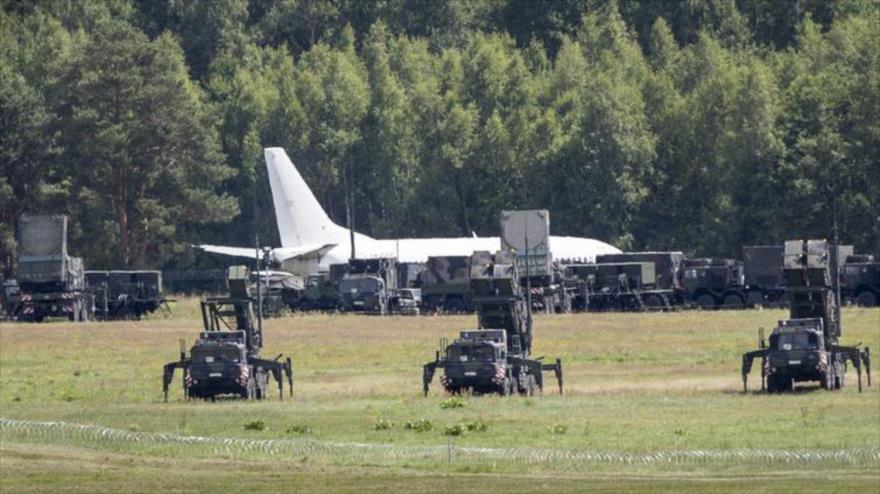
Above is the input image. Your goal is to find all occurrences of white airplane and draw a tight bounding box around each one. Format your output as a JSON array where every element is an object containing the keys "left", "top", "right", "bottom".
[{"left": 198, "top": 148, "right": 620, "bottom": 277}]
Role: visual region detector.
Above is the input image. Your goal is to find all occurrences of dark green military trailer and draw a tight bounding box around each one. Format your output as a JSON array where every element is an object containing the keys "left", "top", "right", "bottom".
[
  {"left": 741, "top": 240, "right": 871, "bottom": 393},
  {"left": 86, "top": 270, "right": 168, "bottom": 320},
  {"left": 163, "top": 266, "right": 292, "bottom": 401},
  {"left": 565, "top": 261, "right": 674, "bottom": 311}
]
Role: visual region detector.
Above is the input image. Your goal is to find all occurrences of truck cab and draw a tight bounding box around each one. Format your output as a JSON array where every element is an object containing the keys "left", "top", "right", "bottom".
[
  {"left": 765, "top": 319, "right": 829, "bottom": 392},
  {"left": 186, "top": 331, "right": 257, "bottom": 399},
  {"left": 296, "top": 273, "right": 338, "bottom": 310},
  {"left": 337, "top": 275, "right": 387, "bottom": 314},
  {"left": 439, "top": 330, "right": 510, "bottom": 394}
]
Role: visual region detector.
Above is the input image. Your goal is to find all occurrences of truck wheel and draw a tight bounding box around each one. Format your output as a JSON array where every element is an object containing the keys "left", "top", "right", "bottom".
[
  {"left": 856, "top": 291, "right": 877, "bottom": 307},
  {"left": 696, "top": 294, "right": 717, "bottom": 309},
  {"left": 643, "top": 294, "right": 664, "bottom": 309},
  {"left": 745, "top": 291, "right": 764, "bottom": 307},
  {"left": 444, "top": 298, "right": 465, "bottom": 314},
  {"left": 723, "top": 293, "right": 744, "bottom": 309}
]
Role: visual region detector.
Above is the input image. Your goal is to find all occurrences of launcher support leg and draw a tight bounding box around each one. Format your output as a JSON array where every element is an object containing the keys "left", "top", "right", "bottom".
[{"left": 423, "top": 362, "right": 438, "bottom": 397}]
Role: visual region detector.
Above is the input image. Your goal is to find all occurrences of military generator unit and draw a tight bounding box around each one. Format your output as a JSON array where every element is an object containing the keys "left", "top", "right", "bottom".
[
  {"left": 741, "top": 239, "right": 871, "bottom": 393},
  {"left": 162, "top": 266, "right": 293, "bottom": 401},
  {"left": 11, "top": 215, "right": 93, "bottom": 322}
]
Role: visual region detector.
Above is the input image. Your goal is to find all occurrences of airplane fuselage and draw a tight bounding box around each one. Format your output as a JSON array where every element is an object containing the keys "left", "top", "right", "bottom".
[{"left": 279, "top": 234, "right": 616, "bottom": 275}]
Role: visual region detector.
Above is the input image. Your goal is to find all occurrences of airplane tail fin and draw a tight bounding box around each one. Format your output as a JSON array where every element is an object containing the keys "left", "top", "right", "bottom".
[{"left": 265, "top": 148, "right": 341, "bottom": 247}]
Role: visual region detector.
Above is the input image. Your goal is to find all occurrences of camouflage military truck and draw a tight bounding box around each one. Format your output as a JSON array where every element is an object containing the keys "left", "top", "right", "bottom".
[
  {"left": 739, "top": 245, "right": 851, "bottom": 308},
  {"left": 423, "top": 250, "right": 563, "bottom": 396},
  {"left": 86, "top": 270, "right": 167, "bottom": 320},
  {"left": 294, "top": 272, "right": 342, "bottom": 311},
  {"left": 680, "top": 258, "right": 746, "bottom": 309},
  {"left": 564, "top": 261, "right": 674, "bottom": 311},
  {"left": 420, "top": 256, "right": 473, "bottom": 313},
  {"left": 840, "top": 218, "right": 880, "bottom": 307},
  {"left": 249, "top": 270, "right": 300, "bottom": 317},
  {"left": 337, "top": 276, "right": 389, "bottom": 313},
  {"left": 741, "top": 246, "right": 787, "bottom": 306},
  {"left": 336, "top": 257, "right": 397, "bottom": 314},
  {"left": 15, "top": 215, "right": 93, "bottom": 322},
  {"left": 841, "top": 255, "right": 879, "bottom": 307},
  {"left": 582, "top": 251, "right": 684, "bottom": 310},
  {"left": 596, "top": 251, "right": 685, "bottom": 292},
  {"left": 397, "top": 262, "right": 426, "bottom": 289},
  {"left": 163, "top": 266, "right": 293, "bottom": 401},
  {"left": 741, "top": 240, "right": 871, "bottom": 393}
]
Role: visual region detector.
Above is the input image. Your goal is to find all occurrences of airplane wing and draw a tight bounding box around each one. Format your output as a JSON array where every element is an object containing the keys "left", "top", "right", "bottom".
[
  {"left": 271, "top": 243, "right": 337, "bottom": 261},
  {"left": 196, "top": 243, "right": 337, "bottom": 262},
  {"left": 197, "top": 245, "right": 261, "bottom": 259}
]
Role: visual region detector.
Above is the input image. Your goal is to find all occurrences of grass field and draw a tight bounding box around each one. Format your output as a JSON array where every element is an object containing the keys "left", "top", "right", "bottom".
[{"left": 1, "top": 302, "right": 878, "bottom": 492}]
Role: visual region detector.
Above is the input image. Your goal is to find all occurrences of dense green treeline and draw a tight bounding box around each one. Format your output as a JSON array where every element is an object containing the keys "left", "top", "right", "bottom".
[{"left": 1, "top": 0, "right": 878, "bottom": 272}]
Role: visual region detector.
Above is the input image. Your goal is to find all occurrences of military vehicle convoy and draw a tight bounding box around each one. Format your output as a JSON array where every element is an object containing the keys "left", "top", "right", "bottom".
[
  {"left": 422, "top": 250, "right": 563, "bottom": 396},
  {"left": 163, "top": 266, "right": 293, "bottom": 401},
  {"left": 13, "top": 215, "right": 93, "bottom": 322},
  {"left": 741, "top": 239, "right": 871, "bottom": 393}
]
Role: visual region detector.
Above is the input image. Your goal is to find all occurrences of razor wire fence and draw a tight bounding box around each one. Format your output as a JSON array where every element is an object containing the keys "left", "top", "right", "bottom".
[{"left": 2, "top": 418, "right": 878, "bottom": 471}]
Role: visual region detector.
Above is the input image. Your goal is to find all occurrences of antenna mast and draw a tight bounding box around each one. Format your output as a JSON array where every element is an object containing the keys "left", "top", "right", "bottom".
[
  {"left": 254, "top": 169, "right": 262, "bottom": 334},
  {"left": 524, "top": 218, "right": 533, "bottom": 335}
]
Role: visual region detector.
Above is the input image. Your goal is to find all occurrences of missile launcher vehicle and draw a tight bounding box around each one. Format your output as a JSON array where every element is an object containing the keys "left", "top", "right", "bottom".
[
  {"left": 422, "top": 249, "right": 563, "bottom": 396},
  {"left": 163, "top": 266, "right": 292, "bottom": 401},
  {"left": 741, "top": 239, "right": 871, "bottom": 393}
]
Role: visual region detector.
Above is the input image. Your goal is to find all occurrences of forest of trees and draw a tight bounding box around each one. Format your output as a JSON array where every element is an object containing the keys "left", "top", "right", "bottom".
[{"left": 1, "top": 0, "right": 878, "bottom": 272}]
